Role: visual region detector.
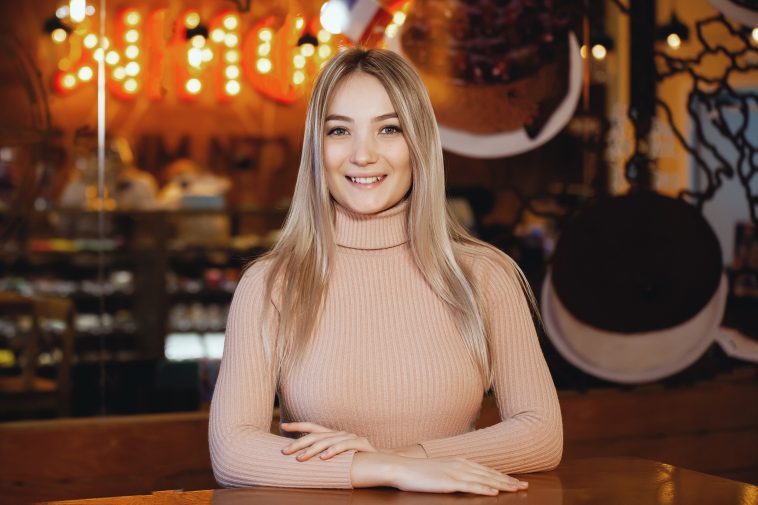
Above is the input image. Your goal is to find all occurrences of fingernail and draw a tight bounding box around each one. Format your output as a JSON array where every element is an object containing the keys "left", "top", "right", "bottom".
[{"left": 519, "top": 481, "right": 528, "bottom": 488}]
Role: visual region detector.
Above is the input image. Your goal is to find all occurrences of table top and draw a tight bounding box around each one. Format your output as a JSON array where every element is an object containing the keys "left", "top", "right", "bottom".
[{"left": 44, "top": 457, "right": 758, "bottom": 505}]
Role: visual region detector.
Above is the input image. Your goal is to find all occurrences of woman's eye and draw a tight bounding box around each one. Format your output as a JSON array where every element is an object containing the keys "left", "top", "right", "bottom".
[
  {"left": 380, "top": 125, "right": 402, "bottom": 135},
  {"left": 327, "top": 127, "right": 348, "bottom": 136}
]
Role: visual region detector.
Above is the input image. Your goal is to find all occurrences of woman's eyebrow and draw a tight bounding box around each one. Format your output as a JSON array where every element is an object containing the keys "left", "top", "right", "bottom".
[{"left": 325, "top": 113, "right": 398, "bottom": 122}]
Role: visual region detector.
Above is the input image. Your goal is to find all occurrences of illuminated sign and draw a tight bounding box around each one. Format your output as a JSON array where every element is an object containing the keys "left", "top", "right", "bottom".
[{"left": 49, "top": 6, "right": 351, "bottom": 103}]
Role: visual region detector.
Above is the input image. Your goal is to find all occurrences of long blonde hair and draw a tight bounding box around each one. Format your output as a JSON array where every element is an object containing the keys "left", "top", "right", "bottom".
[{"left": 253, "top": 48, "right": 539, "bottom": 388}]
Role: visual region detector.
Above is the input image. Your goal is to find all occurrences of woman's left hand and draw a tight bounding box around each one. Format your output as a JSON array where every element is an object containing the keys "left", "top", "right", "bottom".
[{"left": 281, "top": 422, "right": 378, "bottom": 461}]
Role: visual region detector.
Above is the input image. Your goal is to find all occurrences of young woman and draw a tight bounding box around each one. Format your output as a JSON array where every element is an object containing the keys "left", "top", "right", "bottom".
[{"left": 209, "top": 48, "right": 562, "bottom": 496}]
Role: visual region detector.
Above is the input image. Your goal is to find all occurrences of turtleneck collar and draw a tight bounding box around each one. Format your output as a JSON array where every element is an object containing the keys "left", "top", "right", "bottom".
[{"left": 333, "top": 198, "right": 410, "bottom": 250}]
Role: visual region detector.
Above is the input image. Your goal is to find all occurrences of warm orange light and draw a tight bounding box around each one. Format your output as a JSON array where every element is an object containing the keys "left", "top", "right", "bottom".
[
  {"left": 125, "top": 45, "right": 139, "bottom": 59},
  {"left": 185, "top": 12, "right": 200, "bottom": 29},
  {"left": 225, "top": 50, "right": 240, "bottom": 63},
  {"left": 125, "top": 61, "right": 141, "bottom": 76},
  {"left": 105, "top": 50, "right": 120, "bottom": 65},
  {"left": 317, "top": 29, "right": 331, "bottom": 43},
  {"left": 78, "top": 66, "right": 93, "bottom": 81},
  {"left": 84, "top": 33, "right": 98, "bottom": 48},
  {"left": 93, "top": 48, "right": 104, "bottom": 61},
  {"left": 188, "top": 48, "right": 203, "bottom": 68},
  {"left": 300, "top": 43, "right": 315, "bottom": 57},
  {"left": 225, "top": 65, "right": 240, "bottom": 79},
  {"left": 186, "top": 78, "right": 202, "bottom": 94},
  {"left": 393, "top": 11, "right": 406, "bottom": 25},
  {"left": 259, "top": 29, "right": 273, "bottom": 42},
  {"left": 125, "top": 11, "right": 141, "bottom": 26},
  {"left": 211, "top": 29, "right": 225, "bottom": 43},
  {"left": 125, "top": 29, "right": 140, "bottom": 43},
  {"left": 201, "top": 48, "right": 213, "bottom": 62},
  {"left": 257, "top": 43, "right": 271, "bottom": 57},
  {"left": 293, "top": 70, "right": 305, "bottom": 85},
  {"left": 223, "top": 15, "right": 238, "bottom": 30},
  {"left": 293, "top": 54, "right": 306, "bottom": 68},
  {"left": 113, "top": 67, "right": 126, "bottom": 80},
  {"left": 224, "top": 33, "right": 239, "bottom": 47},
  {"left": 52, "top": 28, "right": 68, "bottom": 43},
  {"left": 61, "top": 74, "right": 76, "bottom": 89},
  {"left": 124, "top": 78, "right": 138, "bottom": 93},
  {"left": 318, "top": 44, "right": 331, "bottom": 58},
  {"left": 191, "top": 35, "right": 206, "bottom": 48},
  {"left": 225, "top": 80, "right": 241, "bottom": 95},
  {"left": 256, "top": 58, "right": 272, "bottom": 74}
]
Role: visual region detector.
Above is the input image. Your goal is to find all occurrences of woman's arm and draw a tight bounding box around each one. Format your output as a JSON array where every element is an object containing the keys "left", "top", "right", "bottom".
[
  {"left": 417, "top": 255, "right": 563, "bottom": 473},
  {"left": 208, "top": 265, "right": 356, "bottom": 489}
]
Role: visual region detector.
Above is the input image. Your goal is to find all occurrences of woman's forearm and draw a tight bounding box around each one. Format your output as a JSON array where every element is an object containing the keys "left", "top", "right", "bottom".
[{"left": 350, "top": 452, "right": 398, "bottom": 488}]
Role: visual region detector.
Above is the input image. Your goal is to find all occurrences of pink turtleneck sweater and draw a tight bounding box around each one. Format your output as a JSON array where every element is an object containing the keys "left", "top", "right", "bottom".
[{"left": 209, "top": 200, "right": 563, "bottom": 489}]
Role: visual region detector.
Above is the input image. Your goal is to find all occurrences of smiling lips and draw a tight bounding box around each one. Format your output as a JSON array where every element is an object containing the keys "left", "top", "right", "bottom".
[{"left": 346, "top": 175, "right": 387, "bottom": 187}]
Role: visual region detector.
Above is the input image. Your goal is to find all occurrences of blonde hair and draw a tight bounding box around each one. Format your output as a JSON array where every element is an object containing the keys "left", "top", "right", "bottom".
[{"left": 252, "top": 48, "right": 539, "bottom": 388}]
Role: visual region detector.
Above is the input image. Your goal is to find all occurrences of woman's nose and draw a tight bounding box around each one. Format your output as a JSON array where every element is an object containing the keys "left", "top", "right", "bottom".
[{"left": 349, "top": 133, "right": 378, "bottom": 166}]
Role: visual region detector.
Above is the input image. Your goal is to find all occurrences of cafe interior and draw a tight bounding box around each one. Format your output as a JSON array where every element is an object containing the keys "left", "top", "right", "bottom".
[{"left": 0, "top": 0, "right": 757, "bottom": 503}]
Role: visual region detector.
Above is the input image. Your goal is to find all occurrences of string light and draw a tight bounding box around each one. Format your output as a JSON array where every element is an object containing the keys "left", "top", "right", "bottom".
[
  {"left": 56, "top": 6, "right": 69, "bottom": 19},
  {"left": 667, "top": 33, "right": 681, "bottom": 49},
  {"left": 186, "top": 78, "right": 202, "bottom": 94},
  {"left": 256, "top": 58, "right": 272, "bottom": 74},
  {"left": 191, "top": 35, "right": 206, "bottom": 48},
  {"left": 61, "top": 74, "right": 76, "bottom": 89},
  {"left": 591, "top": 44, "right": 607, "bottom": 60},
  {"left": 188, "top": 48, "right": 203, "bottom": 68},
  {"left": 293, "top": 70, "right": 305, "bottom": 85},
  {"left": 293, "top": 54, "right": 306, "bottom": 69},
  {"left": 113, "top": 67, "right": 126, "bottom": 80},
  {"left": 211, "top": 29, "right": 225, "bottom": 43},
  {"left": 300, "top": 43, "right": 315, "bottom": 57},
  {"left": 751, "top": 27, "right": 757, "bottom": 44},
  {"left": 125, "top": 61, "right": 140, "bottom": 76},
  {"left": 225, "top": 50, "right": 240, "bottom": 63},
  {"left": 84, "top": 33, "right": 98, "bottom": 48},
  {"left": 295, "top": 17, "right": 305, "bottom": 30},
  {"left": 125, "top": 29, "right": 140, "bottom": 43},
  {"left": 201, "top": 48, "right": 213, "bottom": 62},
  {"left": 125, "top": 11, "right": 141, "bottom": 26},
  {"left": 257, "top": 43, "right": 271, "bottom": 57},
  {"left": 320, "top": 0, "right": 349, "bottom": 35},
  {"left": 78, "top": 66, "right": 93, "bottom": 81},
  {"left": 223, "top": 15, "right": 238, "bottom": 31},
  {"left": 185, "top": 12, "right": 200, "bottom": 29},
  {"left": 393, "top": 11, "right": 406, "bottom": 25},
  {"left": 225, "top": 65, "right": 240, "bottom": 79},
  {"left": 317, "top": 29, "right": 331, "bottom": 43},
  {"left": 125, "top": 45, "right": 139, "bottom": 59},
  {"left": 124, "top": 78, "right": 138, "bottom": 93},
  {"left": 259, "top": 29, "right": 273, "bottom": 42},
  {"left": 69, "top": 0, "right": 86, "bottom": 23},
  {"left": 105, "top": 50, "right": 120, "bottom": 65},
  {"left": 225, "top": 80, "right": 241, "bottom": 95},
  {"left": 224, "top": 33, "right": 239, "bottom": 47},
  {"left": 52, "top": 28, "right": 68, "bottom": 43},
  {"left": 318, "top": 44, "right": 331, "bottom": 58},
  {"left": 580, "top": 45, "right": 588, "bottom": 59}
]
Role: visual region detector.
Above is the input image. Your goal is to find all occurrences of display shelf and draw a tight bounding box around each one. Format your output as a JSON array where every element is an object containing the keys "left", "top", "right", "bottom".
[{"left": 0, "top": 206, "right": 286, "bottom": 364}]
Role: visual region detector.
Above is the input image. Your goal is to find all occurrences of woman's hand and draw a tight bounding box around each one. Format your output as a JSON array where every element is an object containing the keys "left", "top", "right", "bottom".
[
  {"left": 281, "top": 422, "right": 378, "bottom": 461},
  {"left": 350, "top": 452, "right": 528, "bottom": 496}
]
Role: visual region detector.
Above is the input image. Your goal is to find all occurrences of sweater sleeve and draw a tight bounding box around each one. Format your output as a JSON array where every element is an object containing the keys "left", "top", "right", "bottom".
[
  {"left": 208, "top": 263, "right": 356, "bottom": 489},
  {"left": 419, "top": 255, "right": 563, "bottom": 473}
]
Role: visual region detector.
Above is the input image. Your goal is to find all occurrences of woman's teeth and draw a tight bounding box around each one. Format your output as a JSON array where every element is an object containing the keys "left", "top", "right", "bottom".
[{"left": 348, "top": 175, "right": 385, "bottom": 184}]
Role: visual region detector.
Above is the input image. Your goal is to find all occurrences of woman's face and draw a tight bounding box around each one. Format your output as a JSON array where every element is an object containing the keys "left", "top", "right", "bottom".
[{"left": 323, "top": 72, "right": 412, "bottom": 215}]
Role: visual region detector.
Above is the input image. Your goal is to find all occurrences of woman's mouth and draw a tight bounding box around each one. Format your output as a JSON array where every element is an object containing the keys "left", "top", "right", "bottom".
[{"left": 346, "top": 175, "right": 387, "bottom": 188}]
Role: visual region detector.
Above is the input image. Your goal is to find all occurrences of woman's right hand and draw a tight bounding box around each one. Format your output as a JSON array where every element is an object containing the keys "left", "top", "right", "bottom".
[{"left": 350, "top": 452, "right": 528, "bottom": 496}]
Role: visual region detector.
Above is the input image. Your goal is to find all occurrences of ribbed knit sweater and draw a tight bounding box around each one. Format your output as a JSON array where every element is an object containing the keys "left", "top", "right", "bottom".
[{"left": 209, "top": 199, "right": 563, "bottom": 489}]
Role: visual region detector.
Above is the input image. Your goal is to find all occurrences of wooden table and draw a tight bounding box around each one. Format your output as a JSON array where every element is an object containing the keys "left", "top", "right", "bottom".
[{"left": 44, "top": 457, "right": 758, "bottom": 505}]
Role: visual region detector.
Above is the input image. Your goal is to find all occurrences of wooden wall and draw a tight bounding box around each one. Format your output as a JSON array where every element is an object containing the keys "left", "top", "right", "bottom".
[{"left": 1, "top": 367, "right": 756, "bottom": 503}]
